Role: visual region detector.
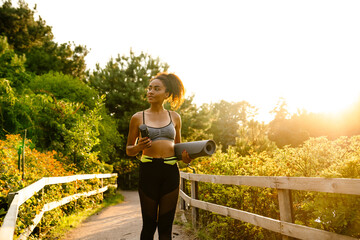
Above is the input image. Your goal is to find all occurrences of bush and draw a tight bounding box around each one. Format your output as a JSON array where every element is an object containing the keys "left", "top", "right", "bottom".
[
  {"left": 0, "top": 134, "right": 116, "bottom": 239},
  {"left": 192, "top": 136, "right": 360, "bottom": 239}
]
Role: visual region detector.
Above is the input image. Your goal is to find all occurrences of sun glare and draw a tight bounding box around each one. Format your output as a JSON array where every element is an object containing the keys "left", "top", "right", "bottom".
[{"left": 288, "top": 91, "right": 359, "bottom": 116}]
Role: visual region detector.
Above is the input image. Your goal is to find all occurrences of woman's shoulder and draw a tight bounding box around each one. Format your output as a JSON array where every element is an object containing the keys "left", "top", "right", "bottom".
[
  {"left": 130, "top": 111, "right": 144, "bottom": 122},
  {"left": 132, "top": 111, "right": 143, "bottom": 117},
  {"left": 169, "top": 110, "right": 181, "bottom": 122}
]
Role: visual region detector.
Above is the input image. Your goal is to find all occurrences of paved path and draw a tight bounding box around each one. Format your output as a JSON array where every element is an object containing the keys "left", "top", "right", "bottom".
[{"left": 62, "top": 190, "right": 196, "bottom": 240}]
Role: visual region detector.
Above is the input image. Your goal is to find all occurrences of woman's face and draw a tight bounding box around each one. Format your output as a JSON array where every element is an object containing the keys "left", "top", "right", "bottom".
[{"left": 147, "top": 79, "right": 169, "bottom": 104}]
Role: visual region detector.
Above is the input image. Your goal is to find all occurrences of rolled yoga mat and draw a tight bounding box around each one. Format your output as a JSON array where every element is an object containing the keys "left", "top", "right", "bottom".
[{"left": 174, "top": 140, "right": 216, "bottom": 160}]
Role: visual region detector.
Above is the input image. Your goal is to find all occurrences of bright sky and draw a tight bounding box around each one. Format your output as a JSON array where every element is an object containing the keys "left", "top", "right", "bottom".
[{"left": 21, "top": 0, "right": 360, "bottom": 122}]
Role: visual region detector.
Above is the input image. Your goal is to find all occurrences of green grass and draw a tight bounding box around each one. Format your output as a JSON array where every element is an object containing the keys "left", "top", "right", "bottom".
[{"left": 41, "top": 191, "right": 124, "bottom": 240}]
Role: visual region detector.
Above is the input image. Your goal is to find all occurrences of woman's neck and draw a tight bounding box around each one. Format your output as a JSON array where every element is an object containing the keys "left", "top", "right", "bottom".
[{"left": 148, "top": 103, "right": 166, "bottom": 113}]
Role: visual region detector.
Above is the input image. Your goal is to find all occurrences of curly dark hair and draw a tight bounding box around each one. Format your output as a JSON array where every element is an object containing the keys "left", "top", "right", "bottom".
[{"left": 151, "top": 72, "right": 185, "bottom": 109}]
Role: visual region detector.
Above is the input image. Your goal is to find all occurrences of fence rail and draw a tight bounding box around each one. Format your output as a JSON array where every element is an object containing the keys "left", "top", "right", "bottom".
[
  {"left": 0, "top": 173, "right": 117, "bottom": 240},
  {"left": 179, "top": 172, "right": 360, "bottom": 240}
]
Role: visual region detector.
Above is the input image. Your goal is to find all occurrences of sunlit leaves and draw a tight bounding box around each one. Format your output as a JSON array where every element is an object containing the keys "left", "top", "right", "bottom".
[
  {"left": 191, "top": 135, "right": 360, "bottom": 239},
  {"left": 0, "top": 2, "right": 88, "bottom": 80},
  {"left": 0, "top": 134, "right": 116, "bottom": 238},
  {"left": 235, "top": 119, "right": 277, "bottom": 156}
]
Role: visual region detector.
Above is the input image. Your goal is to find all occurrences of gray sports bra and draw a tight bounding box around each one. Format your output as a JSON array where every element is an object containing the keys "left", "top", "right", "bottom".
[{"left": 143, "top": 111, "right": 176, "bottom": 142}]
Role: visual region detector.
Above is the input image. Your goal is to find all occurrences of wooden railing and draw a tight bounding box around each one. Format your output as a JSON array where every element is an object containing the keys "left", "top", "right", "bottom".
[
  {"left": 0, "top": 173, "right": 117, "bottom": 240},
  {"left": 179, "top": 172, "right": 360, "bottom": 240}
]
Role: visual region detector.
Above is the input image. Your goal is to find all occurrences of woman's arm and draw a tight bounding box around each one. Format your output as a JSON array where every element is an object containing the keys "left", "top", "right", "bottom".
[
  {"left": 173, "top": 111, "right": 182, "bottom": 145},
  {"left": 126, "top": 113, "right": 151, "bottom": 156},
  {"left": 173, "top": 111, "right": 192, "bottom": 164}
]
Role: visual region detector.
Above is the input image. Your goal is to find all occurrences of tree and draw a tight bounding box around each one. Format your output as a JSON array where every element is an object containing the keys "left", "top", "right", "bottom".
[
  {"left": 88, "top": 50, "right": 169, "bottom": 150},
  {"left": 25, "top": 40, "right": 89, "bottom": 80},
  {"left": 0, "top": 36, "right": 31, "bottom": 138},
  {"left": 0, "top": 1, "right": 88, "bottom": 80},
  {"left": 235, "top": 119, "right": 277, "bottom": 156},
  {"left": 208, "top": 100, "right": 257, "bottom": 151},
  {"left": 28, "top": 72, "right": 98, "bottom": 109},
  {"left": 0, "top": 36, "right": 30, "bottom": 90},
  {"left": 268, "top": 98, "right": 310, "bottom": 147},
  {"left": 0, "top": 78, "right": 16, "bottom": 138},
  {"left": 61, "top": 95, "right": 107, "bottom": 172},
  {"left": 94, "top": 112, "right": 124, "bottom": 165},
  {"left": 176, "top": 95, "right": 213, "bottom": 141},
  {"left": 0, "top": 1, "right": 52, "bottom": 52},
  {"left": 269, "top": 97, "right": 290, "bottom": 120},
  {"left": 267, "top": 97, "right": 360, "bottom": 147},
  {"left": 16, "top": 90, "right": 112, "bottom": 173}
]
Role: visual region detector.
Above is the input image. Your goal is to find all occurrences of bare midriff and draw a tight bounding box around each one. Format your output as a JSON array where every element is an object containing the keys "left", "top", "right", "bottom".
[{"left": 142, "top": 140, "right": 175, "bottom": 158}]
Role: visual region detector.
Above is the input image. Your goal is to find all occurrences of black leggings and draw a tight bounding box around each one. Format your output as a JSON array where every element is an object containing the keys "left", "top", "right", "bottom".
[{"left": 138, "top": 160, "right": 180, "bottom": 240}]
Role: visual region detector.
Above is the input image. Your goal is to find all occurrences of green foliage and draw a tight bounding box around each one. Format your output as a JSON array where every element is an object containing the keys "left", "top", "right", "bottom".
[
  {"left": 0, "top": 1, "right": 52, "bottom": 52},
  {"left": 268, "top": 99, "right": 310, "bottom": 147},
  {"left": 0, "top": 36, "right": 30, "bottom": 90},
  {"left": 0, "top": 69, "right": 113, "bottom": 173},
  {"left": 192, "top": 135, "right": 360, "bottom": 239},
  {"left": 2, "top": 2, "right": 360, "bottom": 239},
  {"left": 28, "top": 91, "right": 111, "bottom": 173},
  {"left": 268, "top": 116, "right": 310, "bottom": 148},
  {"left": 26, "top": 40, "right": 89, "bottom": 80},
  {"left": 0, "top": 78, "right": 16, "bottom": 105},
  {"left": 94, "top": 113, "right": 124, "bottom": 164},
  {"left": 235, "top": 119, "right": 277, "bottom": 156},
  {"left": 208, "top": 100, "right": 257, "bottom": 151},
  {"left": 61, "top": 95, "right": 105, "bottom": 172},
  {"left": 28, "top": 72, "right": 98, "bottom": 109},
  {"left": 0, "top": 134, "right": 117, "bottom": 239},
  {"left": 89, "top": 50, "right": 169, "bottom": 133},
  {"left": 0, "top": 1, "right": 88, "bottom": 80},
  {"left": 177, "top": 96, "right": 213, "bottom": 141},
  {"left": 113, "top": 158, "right": 140, "bottom": 190},
  {"left": 0, "top": 134, "right": 71, "bottom": 228},
  {"left": 0, "top": 80, "right": 35, "bottom": 139}
]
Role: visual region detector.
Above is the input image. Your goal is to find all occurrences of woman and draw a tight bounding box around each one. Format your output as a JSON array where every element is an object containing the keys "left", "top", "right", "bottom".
[{"left": 126, "top": 72, "right": 192, "bottom": 240}]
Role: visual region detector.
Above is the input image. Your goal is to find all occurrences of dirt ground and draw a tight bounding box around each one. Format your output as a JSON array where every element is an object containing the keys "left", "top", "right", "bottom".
[{"left": 62, "top": 190, "right": 197, "bottom": 240}]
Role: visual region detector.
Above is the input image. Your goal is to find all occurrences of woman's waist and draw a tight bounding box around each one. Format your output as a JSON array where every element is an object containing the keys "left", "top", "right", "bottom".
[{"left": 143, "top": 141, "right": 175, "bottom": 158}]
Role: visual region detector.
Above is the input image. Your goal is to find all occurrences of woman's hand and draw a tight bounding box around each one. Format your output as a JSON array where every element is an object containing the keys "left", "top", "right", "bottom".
[
  {"left": 138, "top": 137, "right": 152, "bottom": 150},
  {"left": 181, "top": 150, "right": 193, "bottom": 164}
]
